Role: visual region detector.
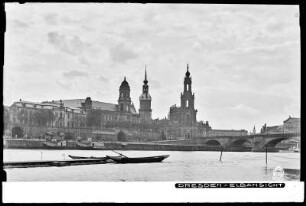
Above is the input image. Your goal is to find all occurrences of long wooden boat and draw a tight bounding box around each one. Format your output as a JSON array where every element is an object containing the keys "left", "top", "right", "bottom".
[
  {"left": 105, "top": 155, "right": 169, "bottom": 164},
  {"left": 68, "top": 155, "right": 107, "bottom": 161}
]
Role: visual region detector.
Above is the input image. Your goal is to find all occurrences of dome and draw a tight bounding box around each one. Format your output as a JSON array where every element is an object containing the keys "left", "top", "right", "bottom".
[
  {"left": 185, "top": 70, "right": 190, "bottom": 77},
  {"left": 185, "top": 63, "right": 190, "bottom": 77},
  {"left": 120, "top": 77, "right": 130, "bottom": 89},
  {"left": 139, "top": 93, "right": 151, "bottom": 100}
]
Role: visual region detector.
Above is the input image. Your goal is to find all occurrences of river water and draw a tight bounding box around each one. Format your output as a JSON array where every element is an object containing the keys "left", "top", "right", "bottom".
[{"left": 3, "top": 149, "right": 300, "bottom": 181}]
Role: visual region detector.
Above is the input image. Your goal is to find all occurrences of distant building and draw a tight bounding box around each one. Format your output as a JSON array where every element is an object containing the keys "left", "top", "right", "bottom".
[
  {"left": 169, "top": 64, "right": 197, "bottom": 126},
  {"left": 4, "top": 76, "right": 158, "bottom": 141},
  {"left": 260, "top": 116, "right": 300, "bottom": 149},
  {"left": 260, "top": 116, "right": 300, "bottom": 134},
  {"left": 4, "top": 65, "right": 253, "bottom": 141},
  {"left": 139, "top": 69, "right": 152, "bottom": 121},
  {"left": 207, "top": 129, "right": 248, "bottom": 137},
  {"left": 4, "top": 99, "right": 86, "bottom": 138},
  {"left": 283, "top": 116, "right": 300, "bottom": 134}
]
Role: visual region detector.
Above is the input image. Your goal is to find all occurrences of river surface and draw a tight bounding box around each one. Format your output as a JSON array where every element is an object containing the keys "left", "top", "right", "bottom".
[{"left": 3, "top": 149, "right": 300, "bottom": 181}]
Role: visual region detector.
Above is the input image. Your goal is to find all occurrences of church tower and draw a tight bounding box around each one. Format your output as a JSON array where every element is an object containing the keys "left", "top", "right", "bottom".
[
  {"left": 179, "top": 63, "right": 197, "bottom": 125},
  {"left": 180, "top": 63, "right": 195, "bottom": 109},
  {"left": 139, "top": 68, "right": 152, "bottom": 121},
  {"left": 169, "top": 63, "right": 197, "bottom": 126},
  {"left": 118, "top": 77, "right": 131, "bottom": 112}
]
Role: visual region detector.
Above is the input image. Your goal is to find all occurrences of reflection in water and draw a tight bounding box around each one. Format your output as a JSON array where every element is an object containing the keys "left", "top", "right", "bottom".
[{"left": 3, "top": 149, "right": 300, "bottom": 182}]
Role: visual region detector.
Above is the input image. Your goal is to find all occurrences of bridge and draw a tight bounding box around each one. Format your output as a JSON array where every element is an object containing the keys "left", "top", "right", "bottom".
[{"left": 155, "top": 132, "right": 300, "bottom": 152}]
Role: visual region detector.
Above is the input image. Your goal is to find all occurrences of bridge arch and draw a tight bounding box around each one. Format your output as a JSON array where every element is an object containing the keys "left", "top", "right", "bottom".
[
  {"left": 205, "top": 139, "right": 221, "bottom": 146},
  {"left": 265, "top": 137, "right": 289, "bottom": 147},
  {"left": 230, "top": 139, "right": 252, "bottom": 147}
]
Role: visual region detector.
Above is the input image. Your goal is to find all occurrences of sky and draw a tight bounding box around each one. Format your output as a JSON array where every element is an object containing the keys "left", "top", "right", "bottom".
[{"left": 4, "top": 3, "right": 300, "bottom": 132}]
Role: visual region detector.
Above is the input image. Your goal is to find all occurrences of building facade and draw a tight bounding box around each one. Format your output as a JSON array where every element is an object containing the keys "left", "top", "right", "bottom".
[
  {"left": 3, "top": 76, "right": 159, "bottom": 141},
  {"left": 169, "top": 64, "right": 197, "bottom": 126},
  {"left": 4, "top": 100, "right": 86, "bottom": 139},
  {"left": 4, "top": 65, "right": 260, "bottom": 142},
  {"left": 260, "top": 116, "right": 300, "bottom": 134},
  {"left": 283, "top": 116, "right": 300, "bottom": 134}
]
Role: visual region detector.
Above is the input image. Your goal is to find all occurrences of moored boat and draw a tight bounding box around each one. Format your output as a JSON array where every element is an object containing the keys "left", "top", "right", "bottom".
[
  {"left": 68, "top": 155, "right": 107, "bottom": 160},
  {"left": 105, "top": 155, "right": 169, "bottom": 164},
  {"left": 43, "top": 140, "right": 67, "bottom": 148},
  {"left": 76, "top": 140, "right": 94, "bottom": 148},
  {"left": 294, "top": 148, "right": 300, "bottom": 153}
]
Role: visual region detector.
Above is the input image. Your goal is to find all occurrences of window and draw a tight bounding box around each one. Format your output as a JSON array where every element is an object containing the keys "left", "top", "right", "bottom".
[
  {"left": 187, "top": 84, "right": 189, "bottom": 91},
  {"left": 186, "top": 100, "right": 189, "bottom": 107}
]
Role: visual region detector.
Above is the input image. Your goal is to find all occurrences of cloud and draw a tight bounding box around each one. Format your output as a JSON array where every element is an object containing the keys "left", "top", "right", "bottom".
[
  {"left": 109, "top": 43, "right": 138, "bottom": 64},
  {"left": 230, "top": 104, "right": 258, "bottom": 114},
  {"left": 47, "top": 31, "right": 89, "bottom": 55},
  {"left": 12, "top": 19, "right": 29, "bottom": 29},
  {"left": 98, "top": 76, "right": 109, "bottom": 83},
  {"left": 77, "top": 56, "right": 90, "bottom": 66},
  {"left": 4, "top": 4, "right": 300, "bottom": 130},
  {"left": 62, "top": 70, "right": 88, "bottom": 79},
  {"left": 44, "top": 13, "right": 58, "bottom": 25},
  {"left": 56, "top": 81, "right": 71, "bottom": 90}
]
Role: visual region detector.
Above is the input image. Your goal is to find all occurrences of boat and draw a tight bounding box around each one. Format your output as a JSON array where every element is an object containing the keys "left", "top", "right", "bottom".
[
  {"left": 68, "top": 155, "right": 107, "bottom": 160},
  {"left": 76, "top": 140, "right": 94, "bottom": 148},
  {"left": 294, "top": 148, "right": 300, "bottom": 153},
  {"left": 43, "top": 140, "right": 67, "bottom": 148},
  {"left": 92, "top": 142, "right": 105, "bottom": 149},
  {"left": 105, "top": 155, "right": 169, "bottom": 164}
]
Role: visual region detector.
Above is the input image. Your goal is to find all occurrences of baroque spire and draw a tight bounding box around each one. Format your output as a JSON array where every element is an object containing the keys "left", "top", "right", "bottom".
[
  {"left": 144, "top": 65, "right": 148, "bottom": 84},
  {"left": 186, "top": 62, "right": 190, "bottom": 77}
]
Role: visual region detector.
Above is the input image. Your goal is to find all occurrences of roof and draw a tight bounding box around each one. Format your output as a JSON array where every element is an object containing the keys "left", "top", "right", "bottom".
[
  {"left": 46, "top": 99, "right": 117, "bottom": 111},
  {"left": 283, "top": 117, "right": 300, "bottom": 123},
  {"left": 11, "top": 100, "right": 84, "bottom": 113},
  {"left": 13, "top": 100, "right": 41, "bottom": 105},
  {"left": 210, "top": 129, "right": 247, "bottom": 132},
  {"left": 13, "top": 98, "right": 138, "bottom": 114},
  {"left": 266, "top": 125, "right": 283, "bottom": 132},
  {"left": 130, "top": 102, "right": 137, "bottom": 114},
  {"left": 92, "top": 101, "right": 117, "bottom": 111},
  {"left": 49, "top": 99, "right": 84, "bottom": 109}
]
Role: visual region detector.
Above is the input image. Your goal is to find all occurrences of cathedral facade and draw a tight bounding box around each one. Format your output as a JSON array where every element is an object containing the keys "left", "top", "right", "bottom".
[{"left": 169, "top": 64, "right": 197, "bottom": 126}]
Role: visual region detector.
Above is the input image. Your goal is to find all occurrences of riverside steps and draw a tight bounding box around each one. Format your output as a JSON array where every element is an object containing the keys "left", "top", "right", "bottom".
[{"left": 4, "top": 159, "right": 108, "bottom": 169}]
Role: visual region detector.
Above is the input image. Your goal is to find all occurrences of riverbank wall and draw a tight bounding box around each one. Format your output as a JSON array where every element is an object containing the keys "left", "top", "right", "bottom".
[{"left": 3, "top": 138, "right": 256, "bottom": 152}]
